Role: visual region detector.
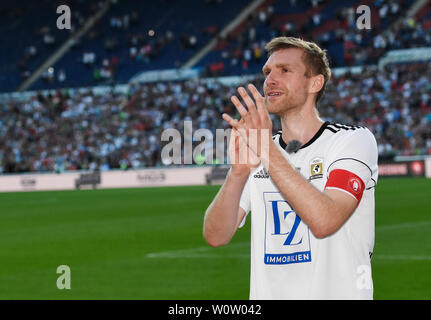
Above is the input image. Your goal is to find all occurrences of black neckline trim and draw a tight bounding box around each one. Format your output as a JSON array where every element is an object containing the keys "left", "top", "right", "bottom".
[{"left": 278, "top": 121, "right": 329, "bottom": 152}]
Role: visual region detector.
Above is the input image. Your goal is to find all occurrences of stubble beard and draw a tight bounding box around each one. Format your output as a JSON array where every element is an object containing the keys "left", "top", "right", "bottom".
[{"left": 265, "top": 93, "right": 298, "bottom": 116}]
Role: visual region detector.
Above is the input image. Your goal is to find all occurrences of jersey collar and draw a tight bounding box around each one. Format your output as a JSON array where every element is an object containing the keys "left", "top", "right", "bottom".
[{"left": 277, "top": 121, "right": 329, "bottom": 153}]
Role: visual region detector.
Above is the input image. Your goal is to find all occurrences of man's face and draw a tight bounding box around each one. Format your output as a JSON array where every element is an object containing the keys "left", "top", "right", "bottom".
[{"left": 262, "top": 48, "right": 312, "bottom": 115}]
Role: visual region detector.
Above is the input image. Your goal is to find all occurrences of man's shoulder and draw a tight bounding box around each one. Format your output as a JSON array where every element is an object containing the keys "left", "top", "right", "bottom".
[
  {"left": 325, "top": 122, "right": 369, "bottom": 135},
  {"left": 325, "top": 122, "right": 376, "bottom": 144},
  {"left": 325, "top": 122, "right": 378, "bottom": 166}
]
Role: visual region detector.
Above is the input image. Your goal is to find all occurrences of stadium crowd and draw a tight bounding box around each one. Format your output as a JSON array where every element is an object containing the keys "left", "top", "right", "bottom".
[
  {"left": 15, "top": 0, "right": 429, "bottom": 89},
  {"left": 206, "top": 0, "right": 426, "bottom": 75},
  {"left": 1, "top": 60, "right": 430, "bottom": 174}
]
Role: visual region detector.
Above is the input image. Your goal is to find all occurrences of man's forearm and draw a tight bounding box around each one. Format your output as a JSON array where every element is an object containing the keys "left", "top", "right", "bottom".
[
  {"left": 203, "top": 169, "right": 249, "bottom": 246},
  {"left": 263, "top": 141, "right": 340, "bottom": 238}
]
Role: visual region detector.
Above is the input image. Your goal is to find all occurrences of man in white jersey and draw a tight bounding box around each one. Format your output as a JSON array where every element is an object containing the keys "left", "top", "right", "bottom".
[{"left": 203, "top": 37, "right": 378, "bottom": 299}]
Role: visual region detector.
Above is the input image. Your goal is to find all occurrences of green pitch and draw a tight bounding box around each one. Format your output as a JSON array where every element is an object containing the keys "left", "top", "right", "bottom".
[{"left": 0, "top": 177, "right": 430, "bottom": 299}]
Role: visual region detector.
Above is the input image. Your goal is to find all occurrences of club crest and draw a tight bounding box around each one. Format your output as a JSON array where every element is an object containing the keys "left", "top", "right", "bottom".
[{"left": 309, "top": 157, "right": 323, "bottom": 180}]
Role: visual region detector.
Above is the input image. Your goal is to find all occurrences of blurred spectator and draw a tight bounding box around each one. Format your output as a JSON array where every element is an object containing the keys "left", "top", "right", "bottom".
[{"left": 83, "top": 52, "right": 96, "bottom": 65}]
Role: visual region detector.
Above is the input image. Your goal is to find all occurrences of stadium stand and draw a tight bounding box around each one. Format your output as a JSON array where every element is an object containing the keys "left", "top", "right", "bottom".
[
  {"left": 1, "top": 60, "right": 430, "bottom": 173},
  {"left": 199, "top": 0, "right": 419, "bottom": 75},
  {"left": 0, "top": 0, "right": 104, "bottom": 92},
  {"left": 1, "top": 0, "right": 252, "bottom": 92},
  {"left": 0, "top": 0, "right": 431, "bottom": 174},
  {"left": 1, "top": 0, "right": 424, "bottom": 92}
]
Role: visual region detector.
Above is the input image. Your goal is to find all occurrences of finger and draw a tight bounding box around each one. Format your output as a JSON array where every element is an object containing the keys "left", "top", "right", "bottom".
[
  {"left": 237, "top": 87, "right": 260, "bottom": 127},
  {"left": 222, "top": 113, "right": 240, "bottom": 129},
  {"left": 247, "top": 84, "right": 264, "bottom": 104},
  {"left": 231, "top": 94, "right": 257, "bottom": 129},
  {"left": 247, "top": 84, "right": 266, "bottom": 115},
  {"left": 237, "top": 87, "right": 257, "bottom": 113},
  {"left": 230, "top": 118, "right": 249, "bottom": 144},
  {"left": 230, "top": 95, "right": 248, "bottom": 118}
]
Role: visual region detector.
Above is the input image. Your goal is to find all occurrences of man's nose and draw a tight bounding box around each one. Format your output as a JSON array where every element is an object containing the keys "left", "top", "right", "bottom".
[{"left": 265, "top": 71, "right": 278, "bottom": 87}]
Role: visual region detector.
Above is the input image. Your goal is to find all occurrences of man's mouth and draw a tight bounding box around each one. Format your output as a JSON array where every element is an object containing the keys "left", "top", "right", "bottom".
[{"left": 266, "top": 91, "right": 283, "bottom": 98}]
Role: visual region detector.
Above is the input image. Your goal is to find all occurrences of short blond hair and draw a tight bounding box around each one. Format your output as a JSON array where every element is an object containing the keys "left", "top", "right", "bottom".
[{"left": 265, "top": 37, "right": 331, "bottom": 104}]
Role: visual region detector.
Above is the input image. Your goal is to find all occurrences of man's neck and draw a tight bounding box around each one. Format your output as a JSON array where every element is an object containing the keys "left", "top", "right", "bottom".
[{"left": 279, "top": 106, "right": 324, "bottom": 146}]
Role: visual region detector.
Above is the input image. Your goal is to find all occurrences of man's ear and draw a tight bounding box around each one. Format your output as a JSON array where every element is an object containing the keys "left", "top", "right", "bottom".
[{"left": 309, "top": 74, "right": 324, "bottom": 94}]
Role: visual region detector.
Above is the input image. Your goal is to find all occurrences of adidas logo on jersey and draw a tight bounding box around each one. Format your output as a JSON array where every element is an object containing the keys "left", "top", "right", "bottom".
[{"left": 254, "top": 168, "right": 269, "bottom": 179}]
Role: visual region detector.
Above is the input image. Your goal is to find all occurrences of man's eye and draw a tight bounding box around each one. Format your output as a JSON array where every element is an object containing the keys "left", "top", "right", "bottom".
[{"left": 282, "top": 68, "right": 289, "bottom": 73}]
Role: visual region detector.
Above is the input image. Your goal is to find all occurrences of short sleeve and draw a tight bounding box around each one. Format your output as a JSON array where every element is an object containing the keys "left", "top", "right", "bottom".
[{"left": 325, "top": 128, "right": 378, "bottom": 200}]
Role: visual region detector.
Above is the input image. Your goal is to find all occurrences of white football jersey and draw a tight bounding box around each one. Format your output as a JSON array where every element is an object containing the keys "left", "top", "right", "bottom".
[{"left": 239, "top": 121, "right": 378, "bottom": 300}]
